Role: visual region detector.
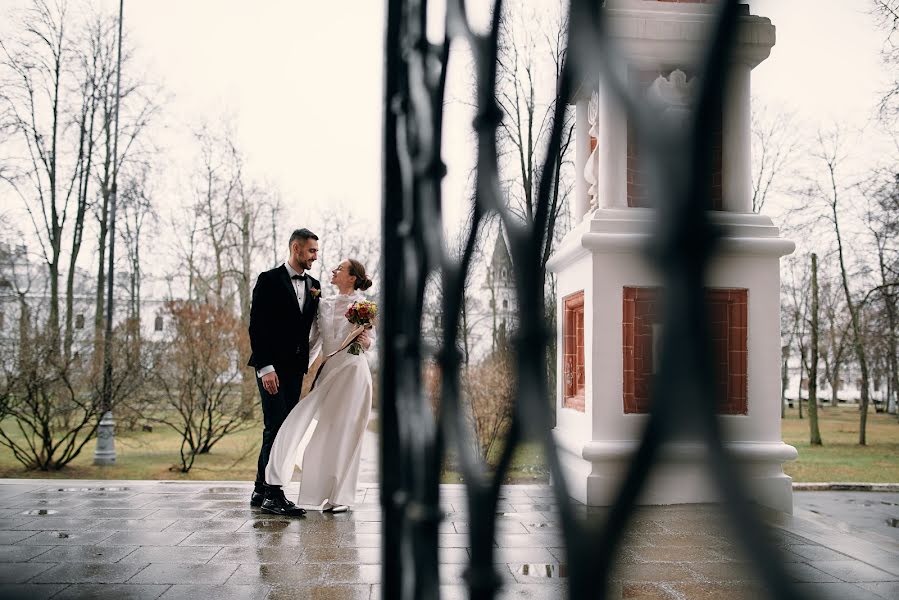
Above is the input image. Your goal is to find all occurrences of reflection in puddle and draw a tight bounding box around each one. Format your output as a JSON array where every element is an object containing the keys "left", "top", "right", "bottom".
[
  {"left": 21, "top": 509, "right": 58, "bottom": 515},
  {"left": 252, "top": 520, "right": 291, "bottom": 530},
  {"left": 514, "top": 563, "right": 567, "bottom": 578},
  {"left": 887, "top": 518, "right": 898, "bottom": 528},
  {"left": 205, "top": 487, "right": 245, "bottom": 494}
]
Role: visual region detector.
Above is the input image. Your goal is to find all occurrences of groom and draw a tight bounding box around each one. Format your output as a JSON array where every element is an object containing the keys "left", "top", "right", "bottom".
[{"left": 247, "top": 228, "right": 322, "bottom": 516}]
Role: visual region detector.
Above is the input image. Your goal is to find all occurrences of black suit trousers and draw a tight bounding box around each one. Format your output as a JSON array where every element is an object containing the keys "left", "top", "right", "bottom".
[{"left": 255, "top": 370, "right": 303, "bottom": 489}]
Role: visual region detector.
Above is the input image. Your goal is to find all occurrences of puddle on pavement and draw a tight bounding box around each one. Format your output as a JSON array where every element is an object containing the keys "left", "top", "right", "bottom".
[
  {"left": 887, "top": 518, "right": 899, "bottom": 528},
  {"left": 204, "top": 487, "right": 245, "bottom": 494},
  {"left": 21, "top": 509, "right": 58, "bottom": 516},
  {"left": 252, "top": 520, "right": 292, "bottom": 530},
  {"left": 514, "top": 564, "right": 568, "bottom": 578}
]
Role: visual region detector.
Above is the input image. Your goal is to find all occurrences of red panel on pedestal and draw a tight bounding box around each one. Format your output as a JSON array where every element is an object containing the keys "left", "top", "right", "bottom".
[
  {"left": 622, "top": 287, "right": 747, "bottom": 414},
  {"left": 563, "top": 291, "right": 586, "bottom": 412}
]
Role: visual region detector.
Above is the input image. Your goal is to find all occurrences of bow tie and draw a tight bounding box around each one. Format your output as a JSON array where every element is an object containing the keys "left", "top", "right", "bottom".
[{"left": 291, "top": 274, "right": 306, "bottom": 281}]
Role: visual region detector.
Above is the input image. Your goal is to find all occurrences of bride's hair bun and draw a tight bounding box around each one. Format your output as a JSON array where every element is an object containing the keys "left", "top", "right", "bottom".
[{"left": 347, "top": 258, "right": 373, "bottom": 291}]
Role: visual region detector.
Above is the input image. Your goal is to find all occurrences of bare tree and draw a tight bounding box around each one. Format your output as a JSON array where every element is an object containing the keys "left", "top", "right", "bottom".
[
  {"left": 495, "top": 1, "right": 575, "bottom": 282},
  {"left": 806, "top": 128, "right": 874, "bottom": 444},
  {"left": 873, "top": 0, "right": 899, "bottom": 119},
  {"left": 150, "top": 300, "right": 254, "bottom": 472},
  {"left": 0, "top": 0, "right": 87, "bottom": 349},
  {"left": 750, "top": 102, "right": 800, "bottom": 213}
]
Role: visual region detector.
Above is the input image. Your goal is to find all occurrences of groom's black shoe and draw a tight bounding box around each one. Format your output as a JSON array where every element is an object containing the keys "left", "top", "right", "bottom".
[
  {"left": 261, "top": 488, "right": 306, "bottom": 517},
  {"left": 250, "top": 490, "right": 265, "bottom": 508}
]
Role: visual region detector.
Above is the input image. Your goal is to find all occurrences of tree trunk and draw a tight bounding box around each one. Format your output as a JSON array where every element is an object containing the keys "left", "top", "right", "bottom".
[
  {"left": 830, "top": 191, "right": 872, "bottom": 444},
  {"left": 830, "top": 362, "right": 841, "bottom": 407},
  {"left": 797, "top": 355, "right": 804, "bottom": 419},
  {"left": 781, "top": 345, "right": 789, "bottom": 418},
  {"left": 808, "top": 254, "right": 822, "bottom": 445},
  {"left": 877, "top": 237, "right": 899, "bottom": 416}
]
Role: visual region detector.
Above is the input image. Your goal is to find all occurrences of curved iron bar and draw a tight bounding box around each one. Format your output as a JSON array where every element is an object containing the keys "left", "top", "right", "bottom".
[{"left": 383, "top": 0, "right": 809, "bottom": 598}]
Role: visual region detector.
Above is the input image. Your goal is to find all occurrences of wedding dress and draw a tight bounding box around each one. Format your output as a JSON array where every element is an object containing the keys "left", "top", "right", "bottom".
[{"left": 265, "top": 291, "right": 374, "bottom": 507}]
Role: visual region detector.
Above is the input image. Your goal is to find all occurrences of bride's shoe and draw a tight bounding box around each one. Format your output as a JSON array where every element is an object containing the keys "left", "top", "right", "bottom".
[{"left": 322, "top": 502, "right": 349, "bottom": 513}]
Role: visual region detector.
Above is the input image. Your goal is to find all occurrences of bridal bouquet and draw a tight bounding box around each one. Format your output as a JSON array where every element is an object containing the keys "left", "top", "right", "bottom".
[{"left": 345, "top": 300, "right": 378, "bottom": 355}]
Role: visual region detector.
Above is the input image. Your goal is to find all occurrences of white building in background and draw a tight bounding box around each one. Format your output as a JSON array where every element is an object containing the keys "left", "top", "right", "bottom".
[
  {"left": 782, "top": 355, "right": 894, "bottom": 411},
  {"left": 0, "top": 242, "right": 174, "bottom": 361}
]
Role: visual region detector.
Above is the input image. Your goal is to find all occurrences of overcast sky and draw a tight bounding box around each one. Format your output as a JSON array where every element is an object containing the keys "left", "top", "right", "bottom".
[{"left": 0, "top": 0, "right": 891, "bottom": 273}]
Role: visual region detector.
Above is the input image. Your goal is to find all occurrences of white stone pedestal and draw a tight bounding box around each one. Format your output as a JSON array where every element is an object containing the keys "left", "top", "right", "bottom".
[{"left": 547, "top": 209, "right": 797, "bottom": 513}]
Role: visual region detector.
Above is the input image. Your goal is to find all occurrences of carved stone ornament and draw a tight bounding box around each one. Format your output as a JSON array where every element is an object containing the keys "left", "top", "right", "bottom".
[
  {"left": 584, "top": 89, "right": 600, "bottom": 210},
  {"left": 647, "top": 69, "right": 697, "bottom": 128}
]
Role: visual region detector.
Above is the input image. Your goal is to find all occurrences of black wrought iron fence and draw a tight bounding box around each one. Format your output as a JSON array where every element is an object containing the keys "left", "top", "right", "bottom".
[{"left": 380, "top": 1, "right": 808, "bottom": 598}]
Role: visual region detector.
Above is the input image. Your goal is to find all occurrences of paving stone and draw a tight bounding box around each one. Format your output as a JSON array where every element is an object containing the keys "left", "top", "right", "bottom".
[
  {"left": 0, "top": 583, "right": 68, "bottom": 599},
  {"left": 613, "top": 563, "right": 695, "bottom": 583},
  {"left": 685, "top": 561, "right": 757, "bottom": 583},
  {"left": 784, "top": 562, "right": 841, "bottom": 583},
  {"left": 102, "top": 531, "right": 191, "bottom": 546},
  {"left": 493, "top": 547, "right": 558, "bottom": 564},
  {"left": 495, "top": 533, "right": 565, "bottom": 548},
  {"left": 668, "top": 582, "right": 770, "bottom": 600},
  {"left": 857, "top": 581, "right": 899, "bottom": 599},
  {"left": 335, "top": 533, "right": 381, "bottom": 548},
  {"left": 14, "top": 517, "right": 102, "bottom": 530},
  {"left": 787, "top": 543, "right": 854, "bottom": 562},
  {"left": 50, "top": 583, "right": 170, "bottom": 599},
  {"left": 90, "top": 519, "right": 177, "bottom": 532},
  {"left": 301, "top": 547, "right": 382, "bottom": 564},
  {"left": 146, "top": 509, "right": 223, "bottom": 519},
  {"left": 0, "top": 530, "right": 37, "bottom": 544},
  {"left": 163, "top": 519, "right": 247, "bottom": 532},
  {"left": 809, "top": 560, "right": 899, "bottom": 582},
  {"left": 320, "top": 563, "right": 381, "bottom": 584},
  {"left": 178, "top": 531, "right": 303, "bottom": 547},
  {"left": 629, "top": 545, "right": 724, "bottom": 563},
  {"left": 0, "top": 518, "right": 41, "bottom": 529},
  {"left": 77, "top": 509, "right": 158, "bottom": 519},
  {"left": 0, "top": 562, "right": 55, "bottom": 583},
  {"left": 31, "top": 562, "right": 148, "bottom": 584},
  {"left": 128, "top": 563, "right": 240, "bottom": 585},
  {"left": 119, "top": 546, "right": 222, "bottom": 563},
  {"left": 209, "top": 546, "right": 302, "bottom": 564},
  {"left": 15, "top": 530, "right": 115, "bottom": 545},
  {"left": 226, "top": 563, "right": 326, "bottom": 585},
  {"left": 35, "top": 545, "right": 138, "bottom": 563},
  {"left": 158, "top": 584, "right": 268, "bottom": 600},
  {"left": 791, "top": 581, "right": 885, "bottom": 600},
  {"left": 0, "top": 544, "right": 51, "bottom": 562},
  {"left": 266, "top": 584, "right": 372, "bottom": 600}
]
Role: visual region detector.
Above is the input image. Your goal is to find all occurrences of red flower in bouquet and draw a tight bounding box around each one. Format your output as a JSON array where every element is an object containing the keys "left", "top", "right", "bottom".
[{"left": 345, "top": 300, "right": 378, "bottom": 354}]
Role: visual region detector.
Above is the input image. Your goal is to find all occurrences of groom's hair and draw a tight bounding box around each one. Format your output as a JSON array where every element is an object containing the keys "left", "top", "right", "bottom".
[{"left": 288, "top": 228, "right": 319, "bottom": 248}]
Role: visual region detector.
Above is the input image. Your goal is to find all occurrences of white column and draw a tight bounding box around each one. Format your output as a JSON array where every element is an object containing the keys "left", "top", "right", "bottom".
[
  {"left": 574, "top": 99, "right": 591, "bottom": 221},
  {"left": 723, "top": 62, "right": 752, "bottom": 213},
  {"left": 597, "top": 79, "right": 628, "bottom": 209}
]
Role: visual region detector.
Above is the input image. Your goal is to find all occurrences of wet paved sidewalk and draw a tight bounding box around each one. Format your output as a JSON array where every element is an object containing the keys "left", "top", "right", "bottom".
[{"left": 0, "top": 480, "right": 897, "bottom": 599}]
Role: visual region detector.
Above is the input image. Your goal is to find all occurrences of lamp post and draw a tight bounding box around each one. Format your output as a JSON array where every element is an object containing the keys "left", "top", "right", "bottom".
[{"left": 94, "top": 0, "right": 125, "bottom": 465}]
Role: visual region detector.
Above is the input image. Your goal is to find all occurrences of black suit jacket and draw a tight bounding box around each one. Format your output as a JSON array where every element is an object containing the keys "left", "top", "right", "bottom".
[{"left": 247, "top": 265, "right": 321, "bottom": 376}]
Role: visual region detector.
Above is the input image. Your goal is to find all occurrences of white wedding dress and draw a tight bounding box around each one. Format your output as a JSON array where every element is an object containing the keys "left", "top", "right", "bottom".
[{"left": 265, "top": 291, "right": 374, "bottom": 508}]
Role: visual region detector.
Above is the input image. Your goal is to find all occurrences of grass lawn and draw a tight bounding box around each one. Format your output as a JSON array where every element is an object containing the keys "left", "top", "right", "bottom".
[
  {"left": 0, "top": 422, "right": 262, "bottom": 481},
  {"left": 0, "top": 405, "right": 895, "bottom": 484},
  {"left": 782, "top": 404, "right": 899, "bottom": 483}
]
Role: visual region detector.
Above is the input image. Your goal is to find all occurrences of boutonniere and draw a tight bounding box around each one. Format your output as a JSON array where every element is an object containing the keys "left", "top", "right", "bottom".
[{"left": 310, "top": 288, "right": 321, "bottom": 299}]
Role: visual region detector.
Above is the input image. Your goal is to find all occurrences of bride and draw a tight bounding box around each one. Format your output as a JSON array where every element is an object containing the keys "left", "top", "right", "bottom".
[{"left": 264, "top": 258, "right": 375, "bottom": 514}]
